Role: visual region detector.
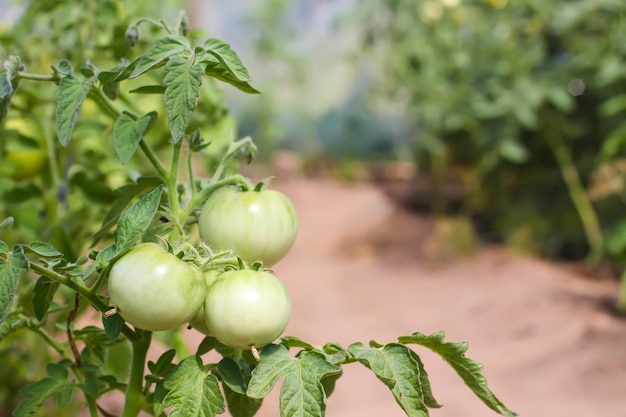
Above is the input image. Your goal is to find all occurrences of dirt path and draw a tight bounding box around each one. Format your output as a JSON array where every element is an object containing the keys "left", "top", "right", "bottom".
[{"left": 233, "top": 177, "right": 626, "bottom": 417}]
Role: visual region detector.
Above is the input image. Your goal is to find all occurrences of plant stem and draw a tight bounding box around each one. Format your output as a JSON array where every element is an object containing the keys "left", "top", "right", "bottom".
[
  {"left": 546, "top": 129, "right": 604, "bottom": 265},
  {"left": 120, "top": 330, "right": 152, "bottom": 417},
  {"left": 89, "top": 87, "right": 169, "bottom": 179},
  {"left": 617, "top": 269, "right": 626, "bottom": 314},
  {"left": 168, "top": 140, "right": 183, "bottom": 219},
  {"left": 17, "top": 71, "right": 57, "bottom": 82},
  {"left": 210, "top": 137, "right": 257, "bottom": 184}
]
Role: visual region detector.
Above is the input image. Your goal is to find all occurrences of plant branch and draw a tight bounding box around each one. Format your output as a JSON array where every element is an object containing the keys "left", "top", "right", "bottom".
[
  {"left": 17, "top": 71, "right": 58, "bottom": 82},
  {"left": 120, "top": 330, "right": 152, "bottom": 417}
]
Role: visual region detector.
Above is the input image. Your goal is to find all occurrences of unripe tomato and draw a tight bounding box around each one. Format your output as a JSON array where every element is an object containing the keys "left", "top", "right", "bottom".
[
  {"left": 204, "top": 270, "right": 291, "bottom": 350},
  {"left": 108, "top": 243, "right": 207, "bottom": 331},
  {"left": 198, "top": 187, "right": 298, "bottom": 266},
  {"left": 5, "top": 149, "right": 47, "bottom": 180},
  {"left": 188, "top": 270, "right": 220, "bottom": 336}
]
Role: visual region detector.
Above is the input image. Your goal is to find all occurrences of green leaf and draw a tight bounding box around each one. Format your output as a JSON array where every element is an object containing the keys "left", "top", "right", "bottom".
[
  {"left": 113, "top": 112, "right": 155, "bottom": 164},
  {"left": 163, "top": 52, "right": 204, "bottom": 143},
  {"left": 3, "top": 182, "right": 42, "bottom": 204},
  {"left": 205, "top": 60, "right": 261, "bottom": 95},
  {"left": 0, "top": 217, "right": 14, "bottom": 230},
  {"left": 247, "top": 344, "right": 342, "bottom": 417},
  {"left": 13, "top": 378, "right": 75, "bottom": 417},
  {"left": 130, "top": 35, "right": 190, "bottom": 79},
  {"left": 0, "top": 317, "right": 29, "bottom": 341},
  {"left": 0, "top": 246, "right": 29, "bottom": 323},
  {"left": 203, "top": 38, "right": 251, "bottom": 81},
  {"left": 90, "top": 176, "right": 163, "bottom": 246},
  {"left": 128, "top": 85, "right": 166, "bottom": 94},
  {"left": 113, "top": 185, "right": 163, "bottom": 252},
  {"left": 399, "top": 332, "right": 517, "bottom": 417},
  {"left": 0, "top": 56, "right": 22, "bottom": 123},
  {"left": 217, "top": 358, "right": 247, "bottom": 394},
  {"left": 32, "top": 277, "right": 60, "bottom": 321},
  {"left": 0, "top": 241, "right": 8, "bottom": 257},
  {"left": 163, "top": 356, "right": 225, "bottom": 417},
  {"left": 148, "top": 348, "right": 177, "bottom": 377},
  {"left": 224, "top": 384, "right": 263, "bottom": 417},
  {"left": 348, "top": 342, "right": 431, "bottom": 417},
  {"left": 196, "top": 336, "right": 223, "bottom": 356},
  {"left": 23, "top": 241, "right": 63, "bottom": 258},
  {"left": 55, "top": 72, "right": 95, "bottom": 146},
  {"left": 102, "top": 308, "right": 125, "bottom": 341}
]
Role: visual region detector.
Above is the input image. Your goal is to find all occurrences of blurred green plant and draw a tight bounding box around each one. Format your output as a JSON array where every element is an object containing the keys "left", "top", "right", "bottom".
[{"left": 352, "top": 0, "right": 626, "bottom": 272}]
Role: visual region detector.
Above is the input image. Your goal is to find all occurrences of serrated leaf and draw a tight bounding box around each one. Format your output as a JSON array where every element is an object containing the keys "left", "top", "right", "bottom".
[
  {"left": 247, "top": 344, "right": 342, "bottom": 417},
  {"left": 224, "top": 384, "right": 263, "bottom": 417},
  {"left": 163, "top": 356, "right": 225, "bottom": 417},
  {"left": 90, "top": 177, "right": 163, "bottom": 247},
  {"left": 0, "top": 241, "right": 8, "bottom": 257},
  {"left": 0, "top": 317, "right": 29, "bottom": 341},
  {"left": 13, "top": 378, "right": 75, "bottom": 417},
  {"left": 102, "top": 309, "right": 124, "bottom": 341},
  {"left": 0, "top": 246, "right": 29, "bottom": 323},
  {"left": 24, "top": 241, "right": 63, "bottom": 258},
  {"left": 130, "top": 35, "right": 190, "bottom": 79},
  {"left": 113, "top": 112, "right": 155, "bottom": 164},
  {"left": 217, "top": 358, "right": 247, "bottom": 395},
  {"left": 149, "top": 348, "right": 177, "bottom": 376},
  {"left": 33, "top": 277, "right": 60, "bottom": 321},
  {"left": 55, "top": 74, "right": 95, "bottom": 146},
  {"left": 205, "top": 60, "right": 261, "bottom": 95},
  {"left": 164, "top": 52, "right": 204, "bottom": 143},
  {"left": 0, "top": 55, "right": 21, "bottom": 98},
  {"left": 399, "top": 332, "right": 517, "bottom": 417},
  {"left": 129, "top": 85, "right": 166, "bottom": 94},
  {"left": 113, "top": 185, "right": 163, "bottom": 252},
  {"left": 0, "top": 217, "right": 14, "bottom": 230},
  {"left": 349, "top": 342, "right": 430, "bottom": 417},
  {"left": 203, "top": 38, "right": 250, "bottom": 81}
]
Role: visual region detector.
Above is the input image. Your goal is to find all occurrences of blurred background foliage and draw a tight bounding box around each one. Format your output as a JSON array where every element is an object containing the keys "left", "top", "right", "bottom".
[{"left": 199, "top": 0, "right": 626, "bottom": 271}]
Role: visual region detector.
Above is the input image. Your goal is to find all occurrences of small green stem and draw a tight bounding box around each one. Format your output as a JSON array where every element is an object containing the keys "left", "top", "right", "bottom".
[
  {"left": 89, "top": 88, "right": 169, "bottom": 179},
  {"left": 17, "top": 71, "right": 58, "bottom": 82},
  {"left": 27, "top": 260, "right": 137, "bottom": 340},
  {"left": 32, "top": 327, "right": 66, "bottom": 356},
  {"left": 168, "top": 140, "right": 183, "bottom": 219},
  {"left": 120, "top": 331, "right": 152, "bottom": 417},
  {"left": 178, "top": 174, "right": 253, "bottom": 223},
  {"left": 210, "top": 137, "right": 257, "bottom": 184},
  {"left": 546, "top": 129, "right": 604, "bottom": 265}
]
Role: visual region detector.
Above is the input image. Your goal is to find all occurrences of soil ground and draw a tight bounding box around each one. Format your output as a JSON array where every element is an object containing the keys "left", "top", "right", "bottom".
[{"left": 203, "top": 175, "right": 625, "bottom": 417}]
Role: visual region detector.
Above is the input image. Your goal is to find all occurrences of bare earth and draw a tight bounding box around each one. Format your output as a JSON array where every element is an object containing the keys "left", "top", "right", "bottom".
[{"left": 191, "top": 176, "right": 625, "bottom": 417}]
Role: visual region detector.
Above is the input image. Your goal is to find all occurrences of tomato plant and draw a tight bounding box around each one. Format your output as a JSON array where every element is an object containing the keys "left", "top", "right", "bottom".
[
  {"left": 204, "top": 269, "right": 291, "bottom": 350},
  {"left": 199, "top": 185, "right": 298, "bottom": 266},
  {"left": 0, "top": 6, "right": 516, "bottom": 417}
]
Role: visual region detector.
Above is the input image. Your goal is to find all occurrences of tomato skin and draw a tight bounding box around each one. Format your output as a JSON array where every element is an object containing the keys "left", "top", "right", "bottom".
[
  {"left": 5, "top": 149, "right": 47, "bottom": 180},
  {"left": 198, "top": 187, "right": 298, "bottom": 266},
  {"left": 204, "top": 270, "right": 291, "bottom": 350},
  {"left": 108, "top": 243, "right": 207, "bottom": 331},
  {"left": 188, "top": 270, "right": 220, "bottom": 336}
]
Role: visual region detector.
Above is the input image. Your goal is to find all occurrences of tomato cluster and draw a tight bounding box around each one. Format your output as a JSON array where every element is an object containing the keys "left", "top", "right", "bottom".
[{"left": 108, "top": 187, "right": 297, "bottom": 350}]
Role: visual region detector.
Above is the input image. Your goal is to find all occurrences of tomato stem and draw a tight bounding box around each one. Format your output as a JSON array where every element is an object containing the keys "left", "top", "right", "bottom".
[
  {"left": 210, "top": 137, "right": 258, "bottom": 184},
  {"left": 121, "top": 330, "right": 152, "bottom": 417}
]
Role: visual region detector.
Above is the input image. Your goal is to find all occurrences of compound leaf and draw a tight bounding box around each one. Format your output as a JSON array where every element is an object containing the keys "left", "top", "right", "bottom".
[
  {"left": 13, "top": 378, "right": 75, "bottom": 417},
  {"left": 399, "top": 332, "right": 517, "bottom": 417},
  {"left": 130, "top": 35, "right": 190, "bottom": 79},
  {"left": 32, "top": 277, "right": 60, "bottom": 321},
  {"left": 203, "top": 38, "right": 250, "bottom": 81},
  {"left": 113, "top": 185, "right": 162, "bottom": 252},
  {"left": 113, "top": 112, "right": 155, "bottom": 164},
  {"left": 205, "top": 59, "right": 260, "bottom": 95},
  {"left": 55, "top": 69, "right": 95, "bottom": 146},
  {"left": 0, "top": 246, "right": 29, "bottom": 323},
  {"left": 349, "top": 342, "right": 430, "bottom": 417},
  {"left": 23, "top": 241, "right": 63, "bottom": 258},
  {"left": 163, "top": 52, "right": 204, "bottom": 143},
  {"left": 247, "top": 344, "right": 342, "bottom": 417},
  {"left": 163, "top": 356, "right": 225, "bottom": 417}
]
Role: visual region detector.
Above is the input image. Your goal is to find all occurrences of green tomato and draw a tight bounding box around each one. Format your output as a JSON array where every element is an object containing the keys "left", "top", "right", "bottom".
[
  {"left": 188, "top": 270, "right": 220, "bottom": 336},
  {"left": 198, "top": 187, "right": 298, "bottom": 266},
  {"left": 108, "top": 243, "right": 207, "bottom": 331},
  {"left": 5, "top": 149, "right": 47, "bottom": 180},
  {"left": 204, "top": 269, "right": 291, "bottom": 350}
]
